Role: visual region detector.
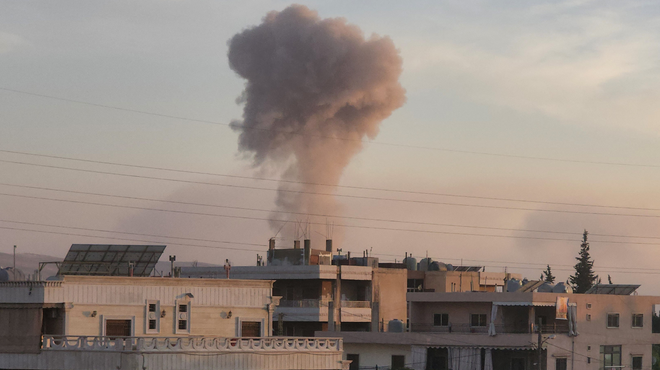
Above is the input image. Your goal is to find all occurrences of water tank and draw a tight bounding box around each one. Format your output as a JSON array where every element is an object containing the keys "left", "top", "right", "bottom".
[
  {"left": 388, "top": 319, "right": 405, "bottom": 333},
  {"left": 403, "top": 256, "right": 417, "bottom": 271},
  {"left": 445, "top": 264, "right": 454, "bottom": 271},
  {"left": 432, "top": 262, "right": 448, "bottom": 272},
  {"left": 552, "top": 282, "right": 572, "bottom": 293},
  {"left": 506, "top": 278, "right": 522, "bottom": 292},
  {"left": 418, "top": 258, "right": 432, "bottom": 271}
]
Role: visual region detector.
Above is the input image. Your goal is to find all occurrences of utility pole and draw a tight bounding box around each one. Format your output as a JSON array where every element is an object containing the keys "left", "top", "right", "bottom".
[
  {"left": 13, "top": 245, "right": 16, "bottom": 277},
  {"left": 537, "top": 317, "right": 543, "bottom": 370},
  {"left": 169, "top": 255, "right": 176, "bottom": 277}
]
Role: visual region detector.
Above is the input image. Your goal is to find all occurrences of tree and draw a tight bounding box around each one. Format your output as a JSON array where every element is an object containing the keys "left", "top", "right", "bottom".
[
  {"left": 542, "top": 265, "right": 556, "bottom": 284},
  {"left": 569, "top": 230, "right": 598, "bottom": 293}
]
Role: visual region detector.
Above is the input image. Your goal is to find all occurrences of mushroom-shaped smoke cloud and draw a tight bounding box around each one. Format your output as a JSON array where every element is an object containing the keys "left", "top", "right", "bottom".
[{"left": 228, "top": 5, "right": 406, "bottom": 244}]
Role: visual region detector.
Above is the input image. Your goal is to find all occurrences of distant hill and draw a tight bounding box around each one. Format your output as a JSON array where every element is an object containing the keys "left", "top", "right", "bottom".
[{"left": 0, "top": 252, "right": 220, "bottom": 280}]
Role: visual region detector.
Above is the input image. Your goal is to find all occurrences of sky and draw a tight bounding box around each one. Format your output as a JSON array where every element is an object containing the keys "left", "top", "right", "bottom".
[{"left": 1, "top": 1, "right": 660, "bottom": 293}]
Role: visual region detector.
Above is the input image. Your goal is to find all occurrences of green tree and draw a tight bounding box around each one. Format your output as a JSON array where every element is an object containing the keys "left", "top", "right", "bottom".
[
  {"left": 542, "top": 265, "right": 556, "bottom": 284},
  {"left": 569, "top": 230, "right": 598, "bottom": 293}
]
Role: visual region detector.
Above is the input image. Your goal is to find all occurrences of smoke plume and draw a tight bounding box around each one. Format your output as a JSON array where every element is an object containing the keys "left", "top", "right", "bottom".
[{"left": 228, "top": 5, "right": 406, "bottom": 243}]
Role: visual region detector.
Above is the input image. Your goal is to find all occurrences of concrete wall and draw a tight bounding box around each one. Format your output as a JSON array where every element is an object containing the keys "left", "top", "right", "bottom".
[
  {"left": 65, "top": 304, "right": 268, "bottom": 337},
  {"left": 343, "top": 343, "right": 411, "bottom": 369},
  {"left": 373, "top": 268, "right": 407, "bottom": 329},
  {"left": 0, "top": 350, "right": 346, "bottom": 370}
]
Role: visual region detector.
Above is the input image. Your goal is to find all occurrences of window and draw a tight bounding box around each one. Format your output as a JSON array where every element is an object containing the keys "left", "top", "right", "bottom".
[
  {"left": 586, "top": 303, "right": 592, "bottom": 309},
  {"left": 586, "top": 314, "right": 591, "bottom": 321},
  {"left": 145, "top": 300, "right": 160, "bottom": 334},
  {"left": 241, "top": 321, "right": 262, "bottom": 337},
  {"left": 176, "top": 301, "right": 191, "bottom": 334},
  {"left": 470, "top": 314, "right": 487, "bottom": 327},
  {"left": 607, "top": 313, "right": 619, "bottom": 328},
  {"left": 391, "top": 355, "right": 405, "bottom": 370},
  {"left": 633, "top": 314, "right": 643, "bottom": 328},
  {"left": 434, "top": 313, "right": 449, "bottom": 326},
  {"left": 347, "top": 354, "right": 359, "bottom": 370},
  {"left": 556, "top": 358, "right": 567, "bottom": 370},
  {"left": 632, "top": 356, "right": 642, "bottom": 370},
  {"left": 601, "top": 345, "right": 621, "bottom": 368}
]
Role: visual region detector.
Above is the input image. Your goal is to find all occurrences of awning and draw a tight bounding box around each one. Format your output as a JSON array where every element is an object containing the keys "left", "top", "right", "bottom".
[{"left": 493, "top": 301, "right": 555, "bottom": 306}]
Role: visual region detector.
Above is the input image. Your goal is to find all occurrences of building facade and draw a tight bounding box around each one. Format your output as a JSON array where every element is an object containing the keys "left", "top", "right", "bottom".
[
  {"left": 0, "top": 276, "right": 347, "bottom": 370},
  {"left": 323, "top": 287, "right": 660, "bottom": 370}
]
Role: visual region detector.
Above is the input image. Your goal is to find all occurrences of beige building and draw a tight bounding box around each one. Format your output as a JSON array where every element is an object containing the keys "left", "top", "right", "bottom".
[
  {"left": 181, "top": 240, "right": 408, "bottom": 336},
  {"left": 0, "top": 276, "right": 347, "bottom": 370},
  {"left": 322, "top": 285, "right": 660, "bottom": 370}
]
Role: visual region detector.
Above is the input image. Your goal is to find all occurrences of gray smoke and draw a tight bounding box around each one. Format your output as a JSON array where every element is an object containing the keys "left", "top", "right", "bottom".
[{"left": 228, "top": 5, "right": 406, "bottom": 242}]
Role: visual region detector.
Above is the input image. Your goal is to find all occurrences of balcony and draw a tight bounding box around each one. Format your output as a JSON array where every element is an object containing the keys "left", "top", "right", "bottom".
[
  {"left": 410, "top": 321, "right": 569, "bottom": 334},
  {"left": 42, "top": 335, "right": 343, "bottom": 352},
  {"left": 279, "top": 299, "right": 329, "bottom": 308}
]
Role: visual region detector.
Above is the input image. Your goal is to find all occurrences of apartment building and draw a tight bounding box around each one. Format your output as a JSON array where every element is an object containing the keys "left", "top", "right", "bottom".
[
  {"left": 322, "top": 284, "right": 660, "bottom": 370},
  {"left": 0, "top": 243, "right": 348, "bottom": 370},
  {"left": 181, "top": 239, "right": 408, "bottom": 336}
]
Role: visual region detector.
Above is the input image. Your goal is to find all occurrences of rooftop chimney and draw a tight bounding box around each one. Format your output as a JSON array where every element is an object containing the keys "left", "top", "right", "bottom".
[
  {"left": 269, "top": 238, "right": 275, "bottom": 251},
  {"left": 294, "top": 240, "right": 301, "bottom": 249},
  {"left": 326, "top": 239, "right": 332, "bottom": 252},
  {"left": 304, "top": 239, "right": 311, "bottom": 265}
]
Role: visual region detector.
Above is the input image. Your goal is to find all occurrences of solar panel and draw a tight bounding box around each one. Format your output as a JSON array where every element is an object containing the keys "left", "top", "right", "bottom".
[
  {"left": 57, "top": 244, "right": 166, "bottom": 277},
  {"left": 584, "top": 284, "right": 640, "bottom": 295}
]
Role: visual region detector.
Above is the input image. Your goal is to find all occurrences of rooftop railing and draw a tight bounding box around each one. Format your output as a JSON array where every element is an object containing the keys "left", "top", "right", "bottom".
[{"left": 41, "top": 336, "right": 342, "bottom": 353}]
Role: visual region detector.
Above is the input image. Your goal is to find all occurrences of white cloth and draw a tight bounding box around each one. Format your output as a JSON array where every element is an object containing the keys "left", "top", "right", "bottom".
[
  {"left": 449, "top": 347, "right": 481, "bottom": 370},
  {"left": 568, "top": 305, "right": 579, "bottom": 336},
  {"left": 488, "top": 304, "right": 498, "bottom": 336},
  {"left": 484, "top": 349, "right": 493, "bottom": 370},
  {"left": 411, "top": 346, "right": 427, "bottom": 370}
]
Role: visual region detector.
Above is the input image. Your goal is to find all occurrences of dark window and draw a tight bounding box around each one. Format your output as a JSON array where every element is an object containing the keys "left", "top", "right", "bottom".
[
  {"left": 179, "top": 304, "right": 188, "bottom": 313},
  {"left": 434, "top": 313, "right": 449, "bottom": 326},
  {"left": 470, "top": 314, "right": 487, "bottom": 327},
  {"left": 347, "top": 354, "right": 359, "bottom": 370},
  {"left": 607, "top": 313, "right": 620, "bottom": 328},
  {"left": 148, "top": 319, "right": 157, "bottom": 330},
  {"left": 556, "top": 358, "right": 567, "bottom": 370},
  {"left": 148, "top": 303, "right": 157, "bottom": 312},
  {"left": 391, "top": 355, "right": 405, "bottom": 370},
  {"left": 178, "top": 320, "right": 187, "bottom": 330},
  {"left": 241, "top": 321, "right": 261, "bottom": 337},
  {"left": 601, "top": 345, "right": 622, "bottom": 368},
  {"left": 633, "top": 314, "right": 643, "bottom": 328},
  {"left": 632, "top": 356, "right": 642, "bottom": 370},
  {"left": 105, "top": 319, "right": 131, "bottom": 337}
]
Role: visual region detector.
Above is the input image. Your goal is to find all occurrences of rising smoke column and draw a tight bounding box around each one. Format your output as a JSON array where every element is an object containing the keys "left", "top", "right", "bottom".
[{"left": 228, "top": 5, "right": 406, "bottom": 241}]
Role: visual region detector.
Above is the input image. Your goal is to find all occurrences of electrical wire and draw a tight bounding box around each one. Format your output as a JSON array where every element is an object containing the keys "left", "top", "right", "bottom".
[
  {"left": 2, "top": 86, "right": 659, "bottom": 169},
  {"left": 7, "top": 191, "right": 660, "bottom": 245},
  {"left": 3, "top": 158, "right": 660, "bottom": 218},
  {"left": 2, "top": 148, "right": 659, "bottom": 212},
  {"left": 6, "top": 181, "right": 660, "bottom": 241}
]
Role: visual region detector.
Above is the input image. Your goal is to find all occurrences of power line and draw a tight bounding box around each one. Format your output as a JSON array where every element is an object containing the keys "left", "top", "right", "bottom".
[
  {"left": 0, "top": 225, "right": 262, "bottom": 254},
  {"left": 3, "top": 158, "right": 660, "bottom": 218},
  {"left": 1, "top": 86, "right": 659, "bottom": 169},
  {"left": 1, "top": 218, "right": 659, "bottom": 276},
  {"left": 4, "top": 191, "right": 660, "bottom": 246},
  {"left": 4, "top": 182, "right": 660, "bottom": 241},
  {"left": 2, "top": 148, "right": 658, "bottom": 212}
]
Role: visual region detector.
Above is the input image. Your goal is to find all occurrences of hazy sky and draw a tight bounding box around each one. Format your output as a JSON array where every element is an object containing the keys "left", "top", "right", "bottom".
[{"left": 2, "top": 1, "right": 660, "bottom": 293}]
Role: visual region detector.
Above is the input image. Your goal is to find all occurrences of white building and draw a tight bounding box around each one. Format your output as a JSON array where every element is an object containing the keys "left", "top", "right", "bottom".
[{"left": 0, "top": 276, "right": 347, "bottom": 370}]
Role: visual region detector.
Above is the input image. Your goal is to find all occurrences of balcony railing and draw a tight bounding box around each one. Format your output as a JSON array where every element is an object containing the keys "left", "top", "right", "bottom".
[
  {"left": 278, "top": 300, "right": 371, "bottom": 308},
  {"left": 341, "top": 301, "right": 371, "bottom": 308},
  {"left": 279, "top": 299, "right": 329, "bottom": 308},
  {"left": 42, "top": 336, "right": 342, "bottom": 352},
  {"left": 410, "top": 323, "right": 530, "bottom": 334},
  {"left": 537, "top": 323, "right": 569, "bottom": 334}
]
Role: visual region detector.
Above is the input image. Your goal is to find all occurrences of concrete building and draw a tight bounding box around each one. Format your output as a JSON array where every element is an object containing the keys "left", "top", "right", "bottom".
[
  {"left": 404, "top": 256, "right": 522, "bottom": 293},
  {"left": 0, "top": 275, "right": 347, "bottom": 370},
  {"left": 322, "top": 285, "right": 660, "bottom": 370},
  {"left": 181, "top": 239, "right": 408, "bottom": 336}
]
